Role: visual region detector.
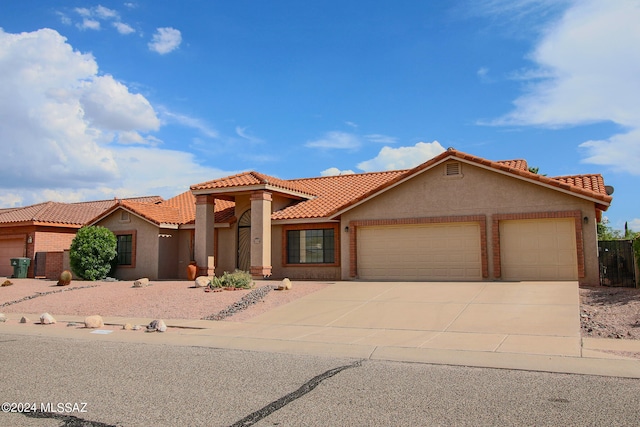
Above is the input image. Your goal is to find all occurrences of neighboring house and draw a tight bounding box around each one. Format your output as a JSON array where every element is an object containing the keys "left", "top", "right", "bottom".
[
  {"left": 0, "top": 197, "right": 162, "bottom": 278},
  {"left": 191, "top": 149, "right": 612, "bottom": 285},
  {"left": 0, "top": 149, "right": 614, "bottom": 285}
]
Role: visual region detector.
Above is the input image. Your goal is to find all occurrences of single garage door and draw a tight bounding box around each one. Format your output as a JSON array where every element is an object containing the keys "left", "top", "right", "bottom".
[
  {"left": 357, "top": 223, "right": 482, "bottom": 280},
  {"left": 500, "top": 218, "right": 578, "bottom": 280},
  {"left": 0, "top": 238, "right": 25, "bottom": 277}
]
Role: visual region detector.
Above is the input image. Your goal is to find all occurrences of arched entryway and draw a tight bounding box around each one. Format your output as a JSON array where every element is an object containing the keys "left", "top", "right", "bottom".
[{"left": 237, "top": 210, "right": 251, "bottom": 271}]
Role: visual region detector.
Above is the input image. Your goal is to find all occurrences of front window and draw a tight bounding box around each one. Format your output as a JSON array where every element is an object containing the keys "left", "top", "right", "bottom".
[
  {"left": 116, "top": 234, "right": 133, "bottom": 265},
  {"left": 287, "top": 228, "right": 335, "bottom": 264}
]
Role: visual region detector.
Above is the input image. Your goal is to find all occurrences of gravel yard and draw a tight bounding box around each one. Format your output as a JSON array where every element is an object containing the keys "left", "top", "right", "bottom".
[
  {"left": 0, "top": 278, "right": 328, "bottom": 322},
  {"left": 580, "top": 285, "right": 640, "bottom": 340}
]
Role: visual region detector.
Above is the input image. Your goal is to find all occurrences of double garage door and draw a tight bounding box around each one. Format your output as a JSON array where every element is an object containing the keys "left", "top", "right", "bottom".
[
  {"left": 356, "top": 218, "right": 578, "bottom": 281},
  {"left": 0, "top": 238, "right": 25, "bottom": 277},
  {"left": 357, "top": 223, "right": 482, "bottom": 281}
]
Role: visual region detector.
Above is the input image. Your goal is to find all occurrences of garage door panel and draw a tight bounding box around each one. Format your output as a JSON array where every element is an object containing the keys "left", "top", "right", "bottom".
[
  {"left": 358, "top": 223, "right": 482, "bottom": 281},
  {"left": 500, "top": 218, "right": 578, "bottom": 281},
  {"left": 0, "top": 238, "right": 25, "bottom": 277}
]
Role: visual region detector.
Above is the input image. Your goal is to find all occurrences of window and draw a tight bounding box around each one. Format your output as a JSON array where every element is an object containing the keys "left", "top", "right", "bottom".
[
  {"left": 287, "top": 228, "right": 335, "bottom": 264},
  {"left": 116, "top": 234, "right": 133, "bottom": 265}
]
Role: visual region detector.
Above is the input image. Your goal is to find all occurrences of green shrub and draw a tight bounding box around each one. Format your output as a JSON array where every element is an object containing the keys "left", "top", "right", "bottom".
[
  {"left": 210, "top": 270, "right": 253, "bottom": 289},
  {"left": 70, "top": 226, "right": 117, "bottom": 281}
]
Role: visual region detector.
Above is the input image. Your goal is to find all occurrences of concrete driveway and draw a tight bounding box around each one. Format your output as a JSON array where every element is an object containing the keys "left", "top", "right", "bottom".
[{"left": 238, "top": 281, "right": 581, "bottom": 357}]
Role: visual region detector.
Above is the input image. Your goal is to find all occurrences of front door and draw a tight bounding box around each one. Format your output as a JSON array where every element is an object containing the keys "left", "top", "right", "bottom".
[{"left": 237, "top": 210, "right": 251, "bottom": 272}]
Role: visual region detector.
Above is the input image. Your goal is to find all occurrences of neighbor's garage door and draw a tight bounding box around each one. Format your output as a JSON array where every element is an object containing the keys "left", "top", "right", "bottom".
[
  {"left": 357, "top": 223, "right": 482, "bottom": 280},
  {"left": 0, "top": 238, "right": 25, "bottom": 277},
  {"left": 500, "top": 218, "right": 578, "bottom": 281}
]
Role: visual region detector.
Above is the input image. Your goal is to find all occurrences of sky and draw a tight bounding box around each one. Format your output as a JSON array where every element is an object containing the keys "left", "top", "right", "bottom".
[{"left": 0, "top": 0, "right": 638, "bottom": 231}]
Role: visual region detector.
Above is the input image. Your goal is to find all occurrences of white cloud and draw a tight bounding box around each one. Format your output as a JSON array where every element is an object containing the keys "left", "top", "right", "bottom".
[
  {"left": 357, "top": 141, "right": 446, "bottom": 172},
  {"left": 306, "top": 131, "right": 361, "bottom": 150},
  {"left": 236, "top": 126, "right": 263, "bottom": 143},
  {"left": 489, "top": 0, "right": 640, "bottom": 172},
  {"left": 78, "top": 19, "right": 101, "bottom": 30},
  {"left": 0, "top": 28, "right": 225, "bottom": 207},
  {"left": 80, "top": 75, "right": 160, "bottom": 132},
  {"left": 629, "top": 219, "right": 640, "bottom": 232},
  {"left": 320, "top": 167, "right": 355, "bottom": 176},
  {"left": 95, "top": 6, "right": 119, "bottom": 20},
  {"left": 160, "top": 109, "right": 219, "bottom": 138},
  {"left": 364, "top": 134, "right": 398, "bottom": 144},
  {"left": 148, "top": 27, "right": 182, "bottom": 54},
  {"left": 113, "top": 22, "right": 135, "bottom": 35}
]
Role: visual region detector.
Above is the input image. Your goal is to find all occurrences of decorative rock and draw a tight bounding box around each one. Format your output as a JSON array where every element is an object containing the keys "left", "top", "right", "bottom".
[
  {"left": 194, "top": 276, "right": 210, "bottom": 288},
  {"left": 84, "top": 315, "right": 104, "bottom": 329},
  {"left": 123, "top": 323, "right": 133, "bottom": 330},
  {"left": 20, "top": 316, "right": 29, "bottom": 324},
  {"left": 40, "top": 313, "right": 56, "bottom": 325},
  {"left": 133, "top": 278, "right": 150, "bottom": 288},
  {"left": 67, "top": 322, "right": 80, "bottom": 327},
  {"left": 277, "top": 278, "right": 292, "bottom": 291},
  {"left": 0, "top": 313, "right": 6, "bottom": 322},
  {"left": 132, "top": 325, "right": 142, "bottom": 331},
  {"left": 147, "top": 319, "right": 167, "bottom": 332},
  {"left": 1, "top": 279, "right": 13, "bottom": 287}
]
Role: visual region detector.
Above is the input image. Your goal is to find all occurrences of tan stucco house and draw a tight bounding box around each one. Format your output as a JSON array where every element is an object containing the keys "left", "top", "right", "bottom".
[
  {"left": 1, "top": 149, "right": 613, "bottom": 284},
  {"left": 186, "top": 149, "right": 612, "bottom": 285}
]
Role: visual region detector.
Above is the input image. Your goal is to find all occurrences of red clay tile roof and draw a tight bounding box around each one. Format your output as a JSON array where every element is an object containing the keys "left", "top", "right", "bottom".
[
  {"left": 552, "top": 174, "right": 609, "bottom": 197},
  {"left": 0, "top": 196, "right": 163, "bottom": 227},
  {"left": 271, "top": 170, "right": 408, "bottom": 220},
  {"left": 191, "top": 171, "right": 315, "bottom": 197},
  {"left": 496, "top": 159, "right": 528, "bottom": 171},
  {"left": 161, "top": 191, "right": 235, "bottom": 225}
]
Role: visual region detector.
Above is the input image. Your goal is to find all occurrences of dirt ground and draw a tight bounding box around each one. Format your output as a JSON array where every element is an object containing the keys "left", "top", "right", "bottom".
[{"left": 579, "top": 285, "right": 640, "bottom": 340}]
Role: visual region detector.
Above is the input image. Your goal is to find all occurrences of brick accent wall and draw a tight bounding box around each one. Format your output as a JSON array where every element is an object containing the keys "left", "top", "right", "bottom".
[
  {"left": 348, "top": 215, "right": 488, "bottom": 279},
  {"left": 491, "top": 210, "right": 584, "bottom": 279},
  {"left": 45, "top": 251, "right": 64, "bottom": 280}
]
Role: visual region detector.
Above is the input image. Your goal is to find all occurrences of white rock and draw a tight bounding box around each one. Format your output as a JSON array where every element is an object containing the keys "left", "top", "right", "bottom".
[
  {"left": 0, "top": 313, "right": 6, "bottom": 323},
  {"left": 147, "top": 319, "right": 167, "bottom": 332},
  {"left": 40, "top": 313, "right": 56, "bottom": 325},
  {"left": 84, "top": 315, "right": 104, "bottom": 329},
  {"left": 133, "top": 278, "right": 150, "bottom": 288},
  {"left": 277, "top": 278, "right": 292, "bottom": 290},
  {"left": 194, "top": 276, "right": 210, "bottom": 288}
]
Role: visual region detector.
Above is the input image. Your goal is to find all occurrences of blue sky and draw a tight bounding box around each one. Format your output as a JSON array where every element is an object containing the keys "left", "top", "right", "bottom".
[{"left": 0, "top": 1, "right": 638, "bottom": 231}]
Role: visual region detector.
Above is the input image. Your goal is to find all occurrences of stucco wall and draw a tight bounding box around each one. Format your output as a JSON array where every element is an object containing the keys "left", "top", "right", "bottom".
[
  {"left": 215, "top": 227, "right": 236, "bottom": 276},
  {"left": 271, "top": 224, "right": 341, "bottom": 280},
  {"left": 340, "top": 160, "right": 601, "bottom": 284},
  {"left": 97, "top": 212, "right": 160, "bottom": 280}
]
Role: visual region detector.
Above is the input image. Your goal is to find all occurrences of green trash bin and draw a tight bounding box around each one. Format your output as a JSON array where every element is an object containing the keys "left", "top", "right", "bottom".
[{"left": 10, "top": 257, "right": 31, "bottom": 278}]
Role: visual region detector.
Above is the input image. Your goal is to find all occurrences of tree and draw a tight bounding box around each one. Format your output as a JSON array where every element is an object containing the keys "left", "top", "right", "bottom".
[{"left": 70, "top": 226, "right": 117, "bottom": 281}]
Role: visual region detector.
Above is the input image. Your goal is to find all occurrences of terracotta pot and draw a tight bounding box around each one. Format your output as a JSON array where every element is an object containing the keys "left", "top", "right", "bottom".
[{"left": 186, "top": 262, "right": 197, "bottom": 281}]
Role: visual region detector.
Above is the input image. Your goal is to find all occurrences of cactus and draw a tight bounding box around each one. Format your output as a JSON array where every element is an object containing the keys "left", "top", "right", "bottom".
[{"left": 57, "top": 270, "right": 72, "bottom": 286}]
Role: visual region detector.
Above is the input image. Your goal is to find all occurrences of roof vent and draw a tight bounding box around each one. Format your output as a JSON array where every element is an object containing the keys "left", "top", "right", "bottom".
[{"left": 445, "top": 162, "right": 461, "bottom": 176}]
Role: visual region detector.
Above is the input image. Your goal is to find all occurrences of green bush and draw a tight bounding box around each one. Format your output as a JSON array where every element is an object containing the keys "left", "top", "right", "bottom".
[
  {"left": 70, "top": 226, "right": 117, "bottom": 281},
  {"left": 210, "top": 270, "right": 253, "bottom": 289}
]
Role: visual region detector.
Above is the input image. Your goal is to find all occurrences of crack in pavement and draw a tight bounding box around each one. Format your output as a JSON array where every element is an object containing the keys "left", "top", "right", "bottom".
[
  {"left": 23, "top": 411, "right": 118, "bottom": 427},
  {"left": 229, "top": 360, "right": 363, "bottom": 427}
]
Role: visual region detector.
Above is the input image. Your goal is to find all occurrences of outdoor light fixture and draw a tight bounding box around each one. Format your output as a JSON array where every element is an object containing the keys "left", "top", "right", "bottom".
[
  {"left": 27, "top": 235, "right": 32, "bottom": 244},
  {"left": 583, "top": 216, "right": 589, "bottom": 224},
  {"left": 344, "top": 226, "right": 349, "bottom": 233}
]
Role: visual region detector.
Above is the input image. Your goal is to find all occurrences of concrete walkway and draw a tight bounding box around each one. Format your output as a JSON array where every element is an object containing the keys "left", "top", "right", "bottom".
[{"left": 2, "top": 281, "right": 639, "bottom": 378}]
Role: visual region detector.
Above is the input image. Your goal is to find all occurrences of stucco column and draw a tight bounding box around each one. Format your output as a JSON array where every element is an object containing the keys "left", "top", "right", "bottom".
[
  {"left": 250, "top": 190, "right": 272, "bottom": 278},
  {"left": 194, "top": 195, "right": 215, "bottom": 277}
]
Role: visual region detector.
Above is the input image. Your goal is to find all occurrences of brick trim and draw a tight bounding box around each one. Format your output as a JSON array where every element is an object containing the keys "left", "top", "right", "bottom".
[
  {"left": 491, "top": 210, "right": 584, "bottom": 279},
  {"left": 281, "top": 223, "right": 340, "bottom": 267},
  {"left": 349, "top": 215, "right": 488, "bottom": 279},
  {"left": 251, "top": 266, "right": 273, "bottom": 277},
  {"left": 195, "top": 195, "right": 215, "bottom": 205}
]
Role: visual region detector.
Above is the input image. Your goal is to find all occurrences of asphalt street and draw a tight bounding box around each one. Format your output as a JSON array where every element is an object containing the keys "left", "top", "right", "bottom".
[{"left": 1, "top": 334, "right": 639, "bottom": 426}]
